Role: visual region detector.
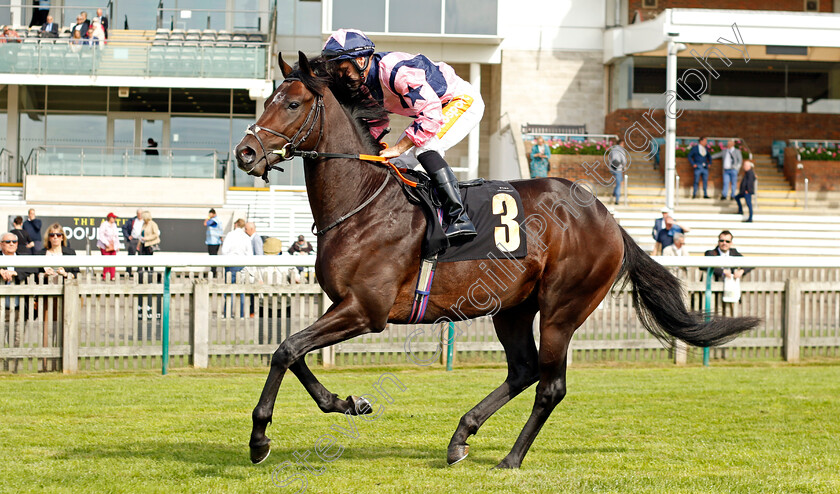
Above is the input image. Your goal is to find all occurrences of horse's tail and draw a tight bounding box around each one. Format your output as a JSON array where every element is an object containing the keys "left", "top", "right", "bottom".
[{"left": 615, "top": 227, "right": 760, "bottom": 348}]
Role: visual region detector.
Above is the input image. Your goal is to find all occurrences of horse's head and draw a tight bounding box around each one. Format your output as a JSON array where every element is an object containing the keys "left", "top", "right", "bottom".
[{"left": 235, "top": 51, "right": 326, "bottom": 179}]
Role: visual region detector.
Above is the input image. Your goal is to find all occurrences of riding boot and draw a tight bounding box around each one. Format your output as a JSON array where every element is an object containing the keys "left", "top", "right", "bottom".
[{"left": 417, "top": 151, "right": 476, "bottom": 239}]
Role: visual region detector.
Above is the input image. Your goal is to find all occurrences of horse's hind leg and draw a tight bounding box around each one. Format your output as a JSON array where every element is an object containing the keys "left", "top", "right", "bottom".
[
  {"left": 495, "top": 319, "right": 574, "bottom": 469},
  {"left": 289, "top": 358, "right": 371, "bottom": 415},
  {"left": 447, "top": 305, "right": 539, "bottom": 465}
]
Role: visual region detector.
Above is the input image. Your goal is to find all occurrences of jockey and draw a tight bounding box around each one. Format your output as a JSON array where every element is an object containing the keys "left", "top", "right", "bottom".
[{"left": 322, "top": 28, "right": 482, "bottom": 239}]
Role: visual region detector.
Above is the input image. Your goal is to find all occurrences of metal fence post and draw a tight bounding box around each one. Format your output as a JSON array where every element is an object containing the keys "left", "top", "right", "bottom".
[
  {"left": 804, "top": 178, "right": 809, "bottom": 210},
  {"left": 162, "top": 266, "right": 171, "bottom": 375},
  {"left": 623, "top": 174, "right": 629, "bottom": 206},
  {"left": 62, "top": 280, "right": 80, "bottom": 374},
  {"left": 703, "top": 267, "right": 712, "bottom": 366},
  {"left": 784, "top": 278, "right": 801, "bottom": 363}
]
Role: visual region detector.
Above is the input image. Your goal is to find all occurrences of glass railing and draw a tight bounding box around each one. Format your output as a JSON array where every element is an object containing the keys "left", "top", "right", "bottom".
[
  {"left": 0, "top": 41, "right": 267, "bottom": 79},
  {"left": 30, "top": 146, "right": 220, "bottom": 179}
]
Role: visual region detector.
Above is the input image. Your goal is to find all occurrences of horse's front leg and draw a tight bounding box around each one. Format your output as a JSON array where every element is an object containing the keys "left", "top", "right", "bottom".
[
  {"left": 249, "top": 297, "right": 383, "bottom": 464},
  {"left": 289, "top": 358, "right": 372, "bottom": 415}
]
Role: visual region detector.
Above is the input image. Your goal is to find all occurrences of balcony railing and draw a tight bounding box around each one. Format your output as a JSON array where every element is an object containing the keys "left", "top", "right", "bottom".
[
  {"left": 29, "top": 146, "right": 220, "bottom": 179},
  {"left": 0, "top": 40, "right": 267, "bottom": 79}
]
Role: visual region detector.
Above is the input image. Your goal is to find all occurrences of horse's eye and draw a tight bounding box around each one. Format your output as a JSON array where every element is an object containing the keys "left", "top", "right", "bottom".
[{"left": 288, "top": 102, "right": 300, "bottom": 110}]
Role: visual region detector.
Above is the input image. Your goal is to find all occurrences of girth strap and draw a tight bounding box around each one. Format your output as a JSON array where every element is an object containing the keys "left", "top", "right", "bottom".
[{"left": 408, "top": 255, "right": 439, "bottom": 324}]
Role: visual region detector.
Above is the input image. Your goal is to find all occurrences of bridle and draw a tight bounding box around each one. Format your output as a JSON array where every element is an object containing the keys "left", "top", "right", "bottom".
[{"left": 243, "top": 79, "right": 325, "bottom": 182}]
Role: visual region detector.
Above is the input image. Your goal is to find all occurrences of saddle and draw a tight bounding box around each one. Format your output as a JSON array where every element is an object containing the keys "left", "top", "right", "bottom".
[{"left": 395, "top": 168, "right": 528, "bottom": 262}]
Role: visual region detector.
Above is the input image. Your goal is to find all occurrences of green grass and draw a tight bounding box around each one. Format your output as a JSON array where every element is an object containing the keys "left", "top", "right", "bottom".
[{"left": 2, "top": 363, "right": 840, "bottom": 493}]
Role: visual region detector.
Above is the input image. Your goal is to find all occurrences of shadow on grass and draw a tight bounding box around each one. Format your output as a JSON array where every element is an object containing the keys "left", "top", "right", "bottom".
[{"left": 55, "top": 440, "right": 444, "bottom": 475}]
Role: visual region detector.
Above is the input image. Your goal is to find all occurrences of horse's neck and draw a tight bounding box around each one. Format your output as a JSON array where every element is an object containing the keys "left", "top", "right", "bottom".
[{"left": 303, "top": 97, "right": 390, "bottom": 233}]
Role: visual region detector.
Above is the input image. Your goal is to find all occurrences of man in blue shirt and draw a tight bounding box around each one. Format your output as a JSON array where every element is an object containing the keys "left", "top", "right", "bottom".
[
  {"left": 204, "top": 208, "right": 223, "bottom": 255},
  {"left": 654, "top": 215, "right": 684, "bottom": 255}
]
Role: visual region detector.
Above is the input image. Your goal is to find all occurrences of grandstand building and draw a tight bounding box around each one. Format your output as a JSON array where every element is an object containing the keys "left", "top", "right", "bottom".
[{"left": 1, "top": 1, "right": 839, "bottom": 254}]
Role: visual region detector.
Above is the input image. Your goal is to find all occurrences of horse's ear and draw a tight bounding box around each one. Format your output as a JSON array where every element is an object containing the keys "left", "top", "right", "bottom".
[
  {"left": 278, "top": 52, "right": 293, "bottom": 79},
  {"left": 298, "top": 51, "right": 314, "bottom": 76}
]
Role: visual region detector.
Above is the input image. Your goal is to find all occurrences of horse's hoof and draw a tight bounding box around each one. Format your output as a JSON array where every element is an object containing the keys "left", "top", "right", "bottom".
[
  {"left": 347, "top": 395, "right": 372, "bottom": 415},
  {"left": 447, "top": 444, "right": 469, "bottom": 466},
  {"left": 250, "top": 441, "right": 271, "bottom": 464}
]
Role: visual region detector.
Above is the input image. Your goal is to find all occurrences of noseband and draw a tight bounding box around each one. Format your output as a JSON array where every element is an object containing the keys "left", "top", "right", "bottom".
[{"left": 244, "top": 83, "right": 324, "bottom": 182}]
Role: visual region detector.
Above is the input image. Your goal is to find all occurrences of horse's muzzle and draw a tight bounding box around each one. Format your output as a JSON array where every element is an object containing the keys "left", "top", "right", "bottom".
[{"left": 235, "top": 142, "right": 263, "bottom": 176}]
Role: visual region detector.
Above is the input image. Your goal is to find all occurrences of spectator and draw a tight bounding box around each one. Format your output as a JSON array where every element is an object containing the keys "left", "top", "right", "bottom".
[
  {"left": 204, "top": 208, "right": 223, "bottom": 255},
  {"left": 712, "top": 139, "right": 742, "bottom": 200},
  {"left": 704, "top": 230, "right": 752, "bottom": 316},
  {"left": 96, "top": 212, "right": 120, "bottom": 281},
  {"left": 0, "top": 232, "right": 37, "bottom": 283},
  {"left": 1, "top": 25, "right": 21, "bottom": 43},
  {"left": 220, "top": 219, "right": 253, "bottom": 318},
  {"left": 1, "top": 231, "right": 38, "bottom": 372},
  {"left": 735, "top": 160, "right": 757, "bottom": 223},
  {"left": 529, "top": 136, "right": 550, "bottom": 178},
  {"left": 607, "top": 138, "right": 629, "bottom": 205},
  {"left": 688, "top": 136, "right": 712, "bottom": 199},
  {"left": 36, "top": 223, "right": 79, "bottom": 280},
  {"left": 10, "top": 216, "right": 34, "bottom": 255},
  {"left": 138, "top": 211, "right": 161, "bottom": 255},
  {"left": 288, "top": 235, "right": 314, "bottom": 255},
  {"left": 69, "top": 29, "right": 85, "bottom": 52},
  {"left": 121, "top": 209, "right": 144, "bottom": 274},
  {"left": 703, "top": 230, "right": 752, "bottom": 282},
  {"left": 652, "top": 207, "right": 671, "bottom": 241},
  {"left": 39, "top": 15, "right": 58, "bottom": 38},
  {"left": 96, "top": 7, "right": 109, "bottom": 39},
  {"left": 23, "top": 209, "right": 43, "bottom": 252},
  {"left": 144, "top": 138, "right": 159, "bottom": 156},
  {"left": 88, "top": 17, "right": 106, "bottom": 45},
  {"left": 662, "top": 233, "right": 689, "bottom": 277},
  {"left": 71, "top": 12, "right": 90, "bottom": 39},
  {"left": 653, "top": 215, "right": 684, "bottom": 256},
  {"left": 35, "top": 221, "right": 74, "bottom": 371}
]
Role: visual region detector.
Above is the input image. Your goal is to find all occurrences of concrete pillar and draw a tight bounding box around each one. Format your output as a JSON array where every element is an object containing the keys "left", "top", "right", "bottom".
[
  {"left": 468, "top": 63, "right": 480, "bottom": 180},
  {"left": 6, "top": 85, "right": 19, "bottom": 183},
  {"left": 10, "top": 0, "right": 23, "bottom": 26}
]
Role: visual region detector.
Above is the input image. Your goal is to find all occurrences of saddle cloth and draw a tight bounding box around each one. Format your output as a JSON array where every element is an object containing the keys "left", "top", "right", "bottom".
[{"left": 398, "top": 170, "right": 528, "bottom": 262}]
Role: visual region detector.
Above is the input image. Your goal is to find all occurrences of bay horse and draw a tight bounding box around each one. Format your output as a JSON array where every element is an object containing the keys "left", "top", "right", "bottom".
[{"left": 234, "top": 52, "right": 759, "bottom": 469}]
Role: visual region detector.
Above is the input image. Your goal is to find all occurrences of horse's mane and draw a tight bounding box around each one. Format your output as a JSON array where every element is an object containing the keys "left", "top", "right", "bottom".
[{"left": 288, "top": 55, "right": 389, "bottom": 153}]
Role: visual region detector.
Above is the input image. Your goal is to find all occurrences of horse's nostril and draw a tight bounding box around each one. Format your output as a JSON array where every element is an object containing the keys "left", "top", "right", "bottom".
[{"left": 237, "top": 145, "right": 255, "bottom": 164}]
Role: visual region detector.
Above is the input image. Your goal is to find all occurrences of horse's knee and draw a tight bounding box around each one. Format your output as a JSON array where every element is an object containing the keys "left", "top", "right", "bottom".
[
  {"left": 270, "top": 344, "right": 295, "bottom": 369},
  {"left": 508, "top": 362, "right": 539, "bottom": 389},
  {"left": 534, "top": 379, "right": 567, "bottom": 410},
  {"left": 458, "top": 413, "right": 480, "bottom": 435}
]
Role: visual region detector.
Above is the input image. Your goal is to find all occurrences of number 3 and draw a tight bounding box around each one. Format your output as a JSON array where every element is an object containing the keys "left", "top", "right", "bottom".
[{"left": 492, "top": 193, "right": 520, "bottom": 252}]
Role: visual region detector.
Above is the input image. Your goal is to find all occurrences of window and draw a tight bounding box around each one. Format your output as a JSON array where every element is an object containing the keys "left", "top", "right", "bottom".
[
  {"left": 109, "top": 87, "right": 169, "bottom": 113},
  {"left": 389, "top": 0, "right": 441, "bottom": 34},
  {"left": 643, "top": 0, "right": 657, "bottom": 8},
  {"left": 805, "top": 1, "right": 819, "bottom": 12},
  {"left": 331, "top": 0, "right": 386, "bottom": 32},
  {"left": 444, "top": 0, "right": 497, "bottom": 35}
]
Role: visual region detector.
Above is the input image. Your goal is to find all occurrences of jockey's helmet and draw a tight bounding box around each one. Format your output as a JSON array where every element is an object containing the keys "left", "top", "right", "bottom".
[{"left": 322, "top": 29, "right": 375, "bottom": 60}]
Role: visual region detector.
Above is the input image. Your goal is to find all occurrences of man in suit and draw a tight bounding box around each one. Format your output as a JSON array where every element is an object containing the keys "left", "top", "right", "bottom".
[
  {"left": 39, "top": 15, "right": 58, "bottom": 38},
  {"left": 71, "top": 12, "right": 90, "bottom": 39},
  {"left": 122, "top": 209, "right": 145, "bottom": 274},
  {"left": 96, "top": 7, "right": 109, "bottom": 38},
  {"left": 712, "top": 139, "right": 743, "bottom": 200},
  {"left": 1, "top": 231, "right": 38, "bottom": 372},
  {"left": 703, "top": 230, "right": 752, "bottom": 282},
  {"left": 735, "top": 160, "right": 757, "bottom": 223},
  {"left": 688, "top": 136, "right": 712, "bottom": 199}
]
